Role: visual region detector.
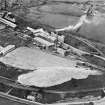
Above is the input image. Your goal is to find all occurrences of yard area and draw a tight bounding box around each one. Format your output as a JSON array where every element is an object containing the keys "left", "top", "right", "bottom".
[{"left": 0, "top": 47, "right": 77, "bottom": 70}]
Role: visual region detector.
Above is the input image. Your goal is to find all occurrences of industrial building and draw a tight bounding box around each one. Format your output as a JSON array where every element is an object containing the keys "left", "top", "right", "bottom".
[{"left": 34, "top": 37, "right": 54, "bottom": 49}]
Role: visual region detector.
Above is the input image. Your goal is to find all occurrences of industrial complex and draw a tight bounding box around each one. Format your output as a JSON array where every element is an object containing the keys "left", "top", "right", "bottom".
[{"left": 0, "top": 0, "right": 105, "bottom": 105}]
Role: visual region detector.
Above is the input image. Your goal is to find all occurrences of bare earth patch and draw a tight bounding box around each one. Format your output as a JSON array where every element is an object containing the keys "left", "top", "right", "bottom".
[
  {"left": 0, "top": 47, "right": 77, "bottom": 70},
  {"left": 18, "top": 67, "right": 102, "bottom": 87}
]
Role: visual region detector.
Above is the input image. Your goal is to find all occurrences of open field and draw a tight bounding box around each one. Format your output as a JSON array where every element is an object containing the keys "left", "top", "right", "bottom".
[{"left": 0, "top": 47, "right": 77, "bottom": 70}]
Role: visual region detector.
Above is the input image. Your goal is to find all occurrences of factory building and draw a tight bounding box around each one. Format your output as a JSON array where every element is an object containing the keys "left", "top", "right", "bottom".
[
  {"left": 34, "top": 37, "right": 54, "bottom": 49},
  {"left": 27, "top": 27, "right": 57, "bottom": 42},
  {"left": 34, "top": 30, "right": 56, "bottom": 42}
]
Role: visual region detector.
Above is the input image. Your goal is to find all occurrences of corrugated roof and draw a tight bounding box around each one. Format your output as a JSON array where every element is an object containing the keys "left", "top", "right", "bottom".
[{"left": 34, "top": 37, "right": 54, "bottom": 46}]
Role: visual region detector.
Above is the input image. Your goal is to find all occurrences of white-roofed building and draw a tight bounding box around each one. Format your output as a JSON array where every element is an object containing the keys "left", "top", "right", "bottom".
[
  {"left": 0, "top": 17, "right": 16, "bottom": 28},
  {"left": 51, "top": 32, "right": 57, "bottom": 37},
  {"left": 34, "top": 37, "right": 54, "bottom": 48},
  {"left": 27, "top": 27, "right": 57, "bottom": 42},
  {"left": 35, "top": 31, "right": 56, "bottom": 42},
  {"left": 27, "top": 27, "right": 44, "bottom": 33}
]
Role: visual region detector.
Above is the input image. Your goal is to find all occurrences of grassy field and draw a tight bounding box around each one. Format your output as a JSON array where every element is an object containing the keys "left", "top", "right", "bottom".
[{"left": 13, "top": 1, "right": 83, "bottom": 29}]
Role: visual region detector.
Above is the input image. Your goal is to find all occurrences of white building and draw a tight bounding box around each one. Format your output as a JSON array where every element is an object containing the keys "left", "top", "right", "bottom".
[
  {"left": 0, "top": 17, "right": 16, "bottom": 28},
  {"left": 34, "top": 37, "right": 54, "bottom": 48},
  {"left": 0, "top": 45, "right": 15, "bottom": 56},
  {"left": 27, "top": 27, "right": 57, "bottom": 42},
  {"left": 27, "top": 27, "right": 44, "bottom": 34}
]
